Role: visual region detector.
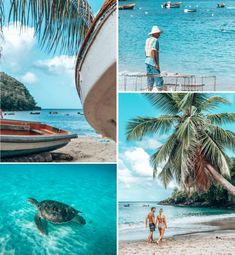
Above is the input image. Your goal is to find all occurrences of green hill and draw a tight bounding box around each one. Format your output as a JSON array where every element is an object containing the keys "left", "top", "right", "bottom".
[{"left": 0, "top": 72, "right": 41, "bottom": 111}]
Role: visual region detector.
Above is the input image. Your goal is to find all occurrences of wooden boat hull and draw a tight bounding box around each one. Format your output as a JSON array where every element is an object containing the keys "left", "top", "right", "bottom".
[
  {"left": 76, "top": 1, "right": 116, "bottom": 141},
  {"left": 0, "top": 119, "right": 77, "bottom": 158},
  {"left": 119, "top": 4, "right": 135, "bottom": 10}
]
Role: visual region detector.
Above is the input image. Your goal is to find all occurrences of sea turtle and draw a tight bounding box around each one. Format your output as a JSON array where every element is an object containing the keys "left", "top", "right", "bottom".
[{"left": 27, "top": 198, "right": 86, "bottom": 235}]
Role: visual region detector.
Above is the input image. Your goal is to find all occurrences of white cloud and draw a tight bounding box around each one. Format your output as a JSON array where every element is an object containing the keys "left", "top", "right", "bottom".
[
  {"left": 137, "top": 137, "right": 162, "bottom": 150},
  {"left": 35, "top": 55, "right": 76, "bottom": 75},
  {"left": 21, "top": 72, "right": 38, "bottom": 84},
  {"left": 1, "top": 23, "right": 35, "bottom": 71},
  {"left": 124, "top": 147, "right": 153, "bottom": 177}
]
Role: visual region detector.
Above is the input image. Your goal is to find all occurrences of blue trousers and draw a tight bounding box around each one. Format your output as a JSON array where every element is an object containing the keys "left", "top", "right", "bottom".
[{"left": 146, "top": 64, "right": 164, "bottom": 89}]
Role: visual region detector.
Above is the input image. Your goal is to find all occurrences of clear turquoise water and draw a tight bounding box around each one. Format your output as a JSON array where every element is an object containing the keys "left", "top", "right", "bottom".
[
  {"left": 3, "top": 109, "right": 96, "bottom": 137},
  {"left": 119, "top": 0, "right": 235, "bottom": 90},
  {"left": 119, "top": 202, "right": 235, "bottom": 240},
  {"left": 0, "top": 164, "right": 116, "bottom": 255}
]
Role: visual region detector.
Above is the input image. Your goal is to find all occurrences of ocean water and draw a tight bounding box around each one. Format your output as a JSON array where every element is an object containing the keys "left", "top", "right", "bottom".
[
  {"left": 119, "top": 201, "right": 235, "bottom": 241},
  {"left": 0, "top": 164, "right": 116, "bottom": 255},
  {"left": 3, "top": 109, "right": 96, "bottom": 137},
  {"left": 119, "top": 0, "right": 235, "bottom": 90}
]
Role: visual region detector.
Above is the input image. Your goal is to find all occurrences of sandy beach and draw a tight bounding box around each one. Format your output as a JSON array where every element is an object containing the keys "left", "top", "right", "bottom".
[
  {"left": 119, "top": 231, "right": 235, "bottom": 255},
  {"left": 119, "top": 218, "right": 235, "bottom": 255},
  {"left": 55, "top": 136, "right": 116, "bottom": 162}
]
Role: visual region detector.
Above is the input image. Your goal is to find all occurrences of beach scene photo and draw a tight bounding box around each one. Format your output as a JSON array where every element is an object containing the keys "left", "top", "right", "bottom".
[
  {"left": 119, "top": 0, "right": 235, "bottom": 91},
  {"left": 0, "top": 0, "right": 116, "bottom": 162},
  {"left": 118, "top": 93, "right": 235, "bottom": 254},
  {"left": 0, "top": 164, "right": 116, "bottom": 255}
]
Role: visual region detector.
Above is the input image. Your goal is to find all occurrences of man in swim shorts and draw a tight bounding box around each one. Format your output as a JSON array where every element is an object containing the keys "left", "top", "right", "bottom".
[{"left": 145, "top": 207, "right": 156, "bottom": 243}]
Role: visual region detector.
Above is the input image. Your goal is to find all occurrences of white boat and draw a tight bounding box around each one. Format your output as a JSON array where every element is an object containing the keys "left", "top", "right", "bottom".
[
  {"left": 75, "top": 0, "right": 116, "bottom": 141},
  {"left": 0, "top": 119, "right": 77, "bottom": 158},
  {"left": 184, "top": 8, "right": 197, "bottom": 13}
]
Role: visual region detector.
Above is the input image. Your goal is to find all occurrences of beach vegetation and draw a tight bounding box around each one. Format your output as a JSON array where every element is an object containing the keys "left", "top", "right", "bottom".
[{"left": 0, "top": 72, "right": 41, "bottom": 111}]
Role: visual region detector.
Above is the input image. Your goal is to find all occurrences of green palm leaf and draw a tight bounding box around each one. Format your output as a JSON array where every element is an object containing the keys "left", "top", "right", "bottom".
[
  {"left": 3, "top": 0, "right": 94, "bottom": 55},
  {"left": 207, "top": 113, "right": 235, "bottom": 125},
  {"left": 126, "top": 115, "right": 179, "bottom": 141},
  {"left": 200, "top": 132, "right": 230, "bottom": 177},
  {"left": 199, "top": 96, "right": 230, "bottom": 112},
  {"left": 145, "top": 93, "right": 181, "bottom": 114}
]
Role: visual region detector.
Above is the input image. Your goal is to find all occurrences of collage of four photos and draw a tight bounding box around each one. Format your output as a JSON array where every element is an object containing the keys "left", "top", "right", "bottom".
[{"left": 0, "top": 0, "right": 235, "bottom": 254}]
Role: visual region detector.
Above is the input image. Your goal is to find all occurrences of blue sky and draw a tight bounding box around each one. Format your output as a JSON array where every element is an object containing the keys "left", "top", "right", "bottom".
[
  {"left": 118, "top": 93, "right": 235, "bottom": 202},
  {"left": 0, "top": 1, "right": 104, "bottom": 109}
]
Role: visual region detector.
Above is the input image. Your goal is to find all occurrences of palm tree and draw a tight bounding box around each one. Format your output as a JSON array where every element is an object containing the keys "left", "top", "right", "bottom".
[
  {"left": 126, "top": 93, "right": 235, "bottom": 196},
  {"left": 0, "top": 0, "right": 94, "bottom": 55}
]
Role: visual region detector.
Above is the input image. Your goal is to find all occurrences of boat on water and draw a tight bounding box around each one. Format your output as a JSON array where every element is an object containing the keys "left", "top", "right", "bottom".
[
  {"left": 75, "top": 0, "right": 116, "bottom": 141},
  {"left": 30, "top": 111, "right": 41, "bottom": 115},
  {"left": 161, "top": 1, "right": 182, "bottom": 9},
  {"left": 0, "top": 119, "right": 77, "bottom": 158},
  {"left": 184, "top": 8, "right": 197, "bottom": 13},
  {"left": 119, "top": 3, "right": 136, "bottom": 10},
  {"left": 217, "top": 2, "right": 225, "bottom": 8}
]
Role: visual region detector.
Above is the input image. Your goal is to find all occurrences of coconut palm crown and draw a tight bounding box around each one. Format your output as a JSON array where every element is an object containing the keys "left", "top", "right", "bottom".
[{"left": 126, "top": 93, "right": 235, "bottom": 196}]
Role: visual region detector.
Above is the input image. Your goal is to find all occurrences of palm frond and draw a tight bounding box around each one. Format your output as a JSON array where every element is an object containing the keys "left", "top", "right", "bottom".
[
  {"left": 150, "top": 134, "right": 178, "bottom": 168},
  {"left": 209, "top": 125, "right": 235, "bottom": 151},
  {"left": 199, "top": 96, "right": 230, "bottom": 112},
  {"left": 158, "top": 162, "right": 174, "bottom": 188},
  {"left": 145, "top": 93, "right": 181, "bottom": 114},
  {"left": 200, "top": 132, "right": 230, "bottom": 177},
  {"left": 177, "top": 93, "right": 209, "bottom": 113},
  {"left": 126, "top": 115, "right": 178, "bottom": 141},
  {"left": 207, "top": 113, "right": 235, "bottom": 125},
  {"left": 5, "top": 0, "right": 94, "bottom": 55},
  {"left": 0, "top": 0, "right": 3, "bottom": 31}
]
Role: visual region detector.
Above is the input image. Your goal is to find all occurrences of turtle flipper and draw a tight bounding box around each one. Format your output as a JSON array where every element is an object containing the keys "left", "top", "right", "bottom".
[
  {"left": 73, "top": 215, "right": 86, "bottom": 225},
  {"left": 34, "top": 213, "right": 48, "bottom": 235}
]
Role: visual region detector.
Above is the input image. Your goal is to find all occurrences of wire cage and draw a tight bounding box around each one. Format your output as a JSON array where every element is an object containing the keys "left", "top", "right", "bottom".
[{"left": 119, "top": 73, "right": 217, "bottom": 92}]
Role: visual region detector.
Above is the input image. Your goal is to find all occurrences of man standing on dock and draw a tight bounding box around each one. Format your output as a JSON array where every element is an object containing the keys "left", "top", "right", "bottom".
[{"left": 145, "top": 26, "right": 164, "bottom": 91}]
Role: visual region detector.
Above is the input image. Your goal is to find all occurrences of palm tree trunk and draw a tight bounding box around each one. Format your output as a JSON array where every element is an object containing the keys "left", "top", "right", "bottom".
[{"left": 206, "top": 165, "right": 235, "bottom": 197}]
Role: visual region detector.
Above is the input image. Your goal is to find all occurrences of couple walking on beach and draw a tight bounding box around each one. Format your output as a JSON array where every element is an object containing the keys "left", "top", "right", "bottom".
[
  {"left": 145, "top": 25, "right": 165, "bottom": 91},
  {"left": 146, "top": 207, "right": 167, "bottom": 244}
]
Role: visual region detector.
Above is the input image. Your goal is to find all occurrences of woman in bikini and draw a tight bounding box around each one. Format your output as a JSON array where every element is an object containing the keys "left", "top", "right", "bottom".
[{"left": 155, "top": 208, "right": 167, "bottom": 244}]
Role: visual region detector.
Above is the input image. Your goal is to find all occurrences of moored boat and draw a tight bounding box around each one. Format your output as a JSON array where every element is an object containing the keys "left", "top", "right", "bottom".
[
  {"left": 217, "top": 2, "right": 225, "bottom": 8},
  {"left": 75, "top": 0, "right": 116, "bottom": 141},
  {"left": 119, "top": 3, "right": 136, "bottom": 10},
  {"left": 161, "top": 1, "right": 182, "bottom": 8},
  {"left": 30, "top": 111, "right": 41, "bottom": 115},
  {"left": 184, "top": 8, "right": 197, "bottom": 13},
  {"left": 0, "top": 119, "right": 77, "bottom": 158}
]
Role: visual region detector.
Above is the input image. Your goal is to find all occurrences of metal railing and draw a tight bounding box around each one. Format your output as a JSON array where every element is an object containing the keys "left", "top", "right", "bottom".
[{"left": 119, "top": 73, "right": 217, "bottom": 91}]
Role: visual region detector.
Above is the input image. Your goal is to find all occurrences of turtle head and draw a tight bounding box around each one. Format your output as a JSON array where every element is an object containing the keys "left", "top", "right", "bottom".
[{"left": 27, "top": 198, "right": 39, "bottom": 207}]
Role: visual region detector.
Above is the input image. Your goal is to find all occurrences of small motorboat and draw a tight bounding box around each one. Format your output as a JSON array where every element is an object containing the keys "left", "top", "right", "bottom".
[
  {"left": 76, "top": 0, "right": 116, "bottom": 141},
  {"left": 124, "top": 204, "right": 130, "bottom": 207},
  {"left": 30, "top": 111, "right": 41, "bottom": 115},
  {"left": 184, "top": 8, "right": 197, "bottom": 13},
  {"left": 119, "top": 4, "right": 136, "bottom": 10},
  {"left": 0, "top": 119, "right": 77, "bottom": 158},
  {"left": 161, "top": 1, "right": 182, "bottom": 8},
  {"left": 217, "top": 2, "right": 225, "bottom": 8}
]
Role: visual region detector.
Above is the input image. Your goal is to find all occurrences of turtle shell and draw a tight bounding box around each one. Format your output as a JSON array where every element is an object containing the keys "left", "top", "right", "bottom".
[{"left": 38, "top": 200, "right": 78, "bottom": 223}]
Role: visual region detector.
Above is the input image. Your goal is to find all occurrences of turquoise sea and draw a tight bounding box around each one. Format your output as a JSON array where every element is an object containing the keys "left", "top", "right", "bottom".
[
  {"left": 119, "top": 0, "right": 235, "bottom": 90},
  {"left": 119, "top": 201, "right": 235, "bottom": 240},
  {"left": 3, "top": 109, "right": 96, "bottom": 137},
  {"left": 0, "top": 164, "right": 116, "bottom": 255}
]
